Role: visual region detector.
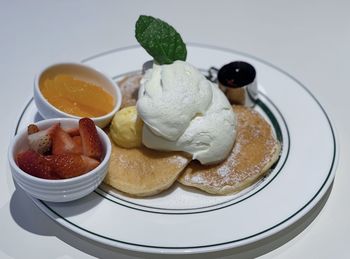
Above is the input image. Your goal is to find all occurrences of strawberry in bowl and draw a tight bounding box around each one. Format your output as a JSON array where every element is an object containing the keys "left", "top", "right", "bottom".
[
  {"left": 16, "top": 118, "right": 102, "bottom": 179},
  {"left": 8, "top": 118, "right": 112, "bottom": 202}
]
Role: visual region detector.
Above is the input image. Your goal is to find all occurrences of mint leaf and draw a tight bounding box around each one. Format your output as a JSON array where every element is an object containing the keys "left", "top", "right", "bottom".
[{"left": 135, "top": 15, "right": 187, "bottom": 65}]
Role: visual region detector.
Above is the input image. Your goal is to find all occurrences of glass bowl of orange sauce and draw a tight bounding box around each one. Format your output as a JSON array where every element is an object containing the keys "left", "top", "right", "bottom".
[{"left": 34, "top": 62, "right": 122, "bottom": 128}]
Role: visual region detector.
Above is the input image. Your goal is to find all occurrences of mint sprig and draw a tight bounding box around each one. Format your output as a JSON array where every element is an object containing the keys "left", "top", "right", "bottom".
[{"left": 135, "top": 15, "right": 187, "bottom": 65}]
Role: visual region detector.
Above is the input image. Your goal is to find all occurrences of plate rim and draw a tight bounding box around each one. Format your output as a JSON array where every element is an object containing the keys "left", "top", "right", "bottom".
[{"left": 13, "top": 43, "right": 338, "bottom": 254}]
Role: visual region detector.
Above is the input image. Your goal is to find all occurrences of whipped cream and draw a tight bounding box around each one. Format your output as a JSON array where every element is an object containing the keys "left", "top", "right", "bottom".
[{"left": 137, "top": 60, "right": 236, "bottom": 164}]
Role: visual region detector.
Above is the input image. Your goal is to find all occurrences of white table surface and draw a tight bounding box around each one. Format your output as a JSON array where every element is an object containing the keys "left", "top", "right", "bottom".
[{"left": 1, "top": 1, "right": 349, "bottom": 258}]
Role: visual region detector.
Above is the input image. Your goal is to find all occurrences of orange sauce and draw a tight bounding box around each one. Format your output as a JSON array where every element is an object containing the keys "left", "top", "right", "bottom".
[{"left": 40, "top": 74, "right": 115, "bottom": 117}]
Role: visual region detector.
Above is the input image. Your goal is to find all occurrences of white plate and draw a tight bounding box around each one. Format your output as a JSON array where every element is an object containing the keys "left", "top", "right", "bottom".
[{"left": 14, "top": 44, "right": 337, "bottom": 254}]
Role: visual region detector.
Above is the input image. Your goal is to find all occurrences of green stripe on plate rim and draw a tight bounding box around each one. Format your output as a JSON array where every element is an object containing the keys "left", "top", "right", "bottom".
[{"left": 12, "top": 44, "right": 337, "bottom": 251}]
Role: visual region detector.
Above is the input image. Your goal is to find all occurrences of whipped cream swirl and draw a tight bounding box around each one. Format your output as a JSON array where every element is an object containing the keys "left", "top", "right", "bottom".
[{"left": 137, "top": 60, "right": 236, "bottom": 164}]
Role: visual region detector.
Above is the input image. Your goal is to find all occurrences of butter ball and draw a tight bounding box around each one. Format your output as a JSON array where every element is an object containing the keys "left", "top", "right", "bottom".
[{"left": 110, "top": 106, "right": 143, "bottom": 148}]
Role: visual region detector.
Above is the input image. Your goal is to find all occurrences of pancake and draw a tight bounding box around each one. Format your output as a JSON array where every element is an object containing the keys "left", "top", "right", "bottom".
[
  {"left": 104, "top": 137, "right": 190, "bottom": 197},
  {"left": 118, "top": 73, "right": 142, "bottom": 108},
  {"left": 178, "top": 105, "right": 281, "bottom": 195},
  {"left": 107, "top": 74, "right": 190, "bottom": 197}
]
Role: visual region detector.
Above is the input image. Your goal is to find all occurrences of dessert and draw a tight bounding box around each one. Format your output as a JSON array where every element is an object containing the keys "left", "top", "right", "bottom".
[
  {"left": 109, "top": 106, "right": 143, "bottom": 148},
  {"left": 178, "top": 105, "right": 281, "bottom": 195},
  {"left": 118, "top": 74, "right": 142, "bottom": 108},
  {"left": 16, "top": 118, "right": 103, "bottom": 179},
  {"left": 104, "top": 143, "right": 189, "bottom": 197},
  {"left": 138, "top": 61, "right": 236, "bottom": 164},
  {"left": 103, "top": 15, "right": 281, "bottom": 196}
]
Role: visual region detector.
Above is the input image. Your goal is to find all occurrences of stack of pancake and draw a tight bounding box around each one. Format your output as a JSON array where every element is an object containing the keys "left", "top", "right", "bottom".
[{"left": 103, "top": 75, "right": 281, "bottom": 197}]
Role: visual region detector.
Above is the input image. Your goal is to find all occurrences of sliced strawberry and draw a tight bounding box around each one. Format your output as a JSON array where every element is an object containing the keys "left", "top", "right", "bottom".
[
  {"left": 51, "top": 153, "right": 100, "bottom": 179},
  {"left": 16, "top": 150, "right": 60, "bottom": 179},
  {"left": 72, "top": 136, "right": 83, "bottom": 154},
  {"left": 27, "top": 123, "right": 59, "bottom": 154},
  {"left": 81, "top": 155, "right": 100, "bottom": 172},
  {"left": 65, "top": 127, "right": 80, "bottom": 137},
  {"left": 79, "top": 118, "right": 103, "bottom": 161},
  {"left": 27, "top": 124, "right": 39, "bottom": 135},
  {"left": 52, "top": 126, "right": 81, "bottom": 155}
]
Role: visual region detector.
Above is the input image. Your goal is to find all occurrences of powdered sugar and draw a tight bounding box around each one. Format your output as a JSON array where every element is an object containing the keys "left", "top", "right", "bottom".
[
  {"left": 166, "top": 155, "right": 189, "bottom": 167},
  {"left": 181, "top": 106, "right": 281, "bottom": 193},
  {"left": 190, "top": 174, "right": 205, "bottom": 184}
]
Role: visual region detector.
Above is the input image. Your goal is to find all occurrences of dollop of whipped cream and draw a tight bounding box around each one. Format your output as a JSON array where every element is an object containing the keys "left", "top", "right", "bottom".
[{"left": 137, "top": 60, "right": 236, "bottom": 164}]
